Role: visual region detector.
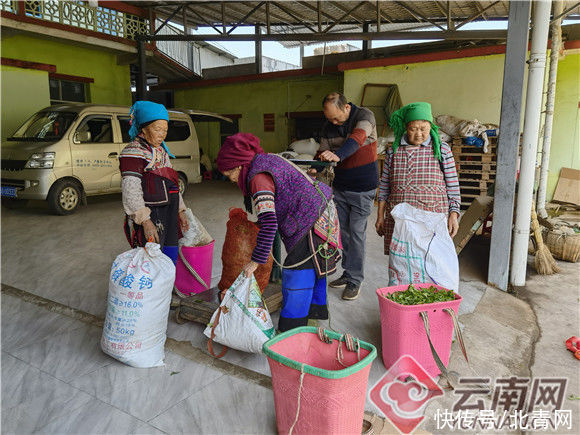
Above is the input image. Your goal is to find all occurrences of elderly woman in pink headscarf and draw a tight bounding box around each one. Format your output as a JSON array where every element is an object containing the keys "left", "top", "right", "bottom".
[{"left": 216, "top": 133, "right": 341, "bottom": 332}]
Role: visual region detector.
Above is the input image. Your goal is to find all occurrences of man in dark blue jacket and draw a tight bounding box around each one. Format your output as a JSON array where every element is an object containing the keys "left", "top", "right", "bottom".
[{"left": 319, "top": 92, "right": 378, "bottom": 300}]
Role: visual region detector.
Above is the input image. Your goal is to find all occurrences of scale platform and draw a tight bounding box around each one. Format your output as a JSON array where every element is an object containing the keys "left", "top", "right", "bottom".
[
  {"left": 288, "top": 159, "right": 337, "bottom": 170},
  {"left": 170, "top": 282, "right": 283, "bottom": 325}
]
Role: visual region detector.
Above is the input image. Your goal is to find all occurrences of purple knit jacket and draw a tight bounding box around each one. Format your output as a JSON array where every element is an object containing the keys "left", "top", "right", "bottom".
[{"left": 247, "top": 154, "right": 333, "bottom": 253}]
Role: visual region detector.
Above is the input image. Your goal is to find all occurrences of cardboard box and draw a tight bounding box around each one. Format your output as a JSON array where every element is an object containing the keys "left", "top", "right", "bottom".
[
  {"left": 553, "top": 168, "right": 580, "bottom": 206},
  {"left": 453, "top": 195, "right": 494, "bottom": 254}
]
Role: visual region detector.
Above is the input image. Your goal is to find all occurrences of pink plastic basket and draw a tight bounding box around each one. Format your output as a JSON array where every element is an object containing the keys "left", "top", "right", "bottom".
[
  {"left": 174, "top": 241, "right": 214, "bottom": 296},
  {"left": 376, "top": 284, "right": 462, "bottom": 377},
  {"left": 263, "top": 327, "right": 377, "bottom": 434}
]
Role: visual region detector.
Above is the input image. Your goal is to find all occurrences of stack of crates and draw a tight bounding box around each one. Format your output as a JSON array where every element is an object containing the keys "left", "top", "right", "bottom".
[{"left": 451, "top": 136, "right": 498, "bottom": 210}]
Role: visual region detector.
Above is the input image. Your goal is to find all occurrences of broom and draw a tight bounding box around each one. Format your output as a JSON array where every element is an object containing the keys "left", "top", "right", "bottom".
[{"left": 531, "top": 202, "right": 560, "bottom": 275}]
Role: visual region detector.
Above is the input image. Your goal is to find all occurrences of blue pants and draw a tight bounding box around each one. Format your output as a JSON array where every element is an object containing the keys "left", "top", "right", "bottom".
[
  {"left": 279, "top": 268, "right": 328, "bottom": 332},
  {"left": 162, "top": 245, "right": 178, "bottom": 264}
]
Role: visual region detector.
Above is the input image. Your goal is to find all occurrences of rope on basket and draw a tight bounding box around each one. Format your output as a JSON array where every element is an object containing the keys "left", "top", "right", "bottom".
[{"left": 288, "top": 363, "right": 306, "bottom": 435}]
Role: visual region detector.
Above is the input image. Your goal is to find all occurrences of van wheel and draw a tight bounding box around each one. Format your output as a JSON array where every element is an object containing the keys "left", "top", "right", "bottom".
[
  {"left": 178, "top": 173, "right": 187, "bottom": 195},
  {"left": 48, "top": 179, "right": 82, "bottom": 215},
  {"left": 2, "top": 198, "right": 29, "bottom": 209}
]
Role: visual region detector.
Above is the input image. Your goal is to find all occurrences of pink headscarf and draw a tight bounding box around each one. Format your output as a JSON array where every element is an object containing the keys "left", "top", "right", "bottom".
[{"left": 216, "top": 133, "right": 264, "bottom": 196}]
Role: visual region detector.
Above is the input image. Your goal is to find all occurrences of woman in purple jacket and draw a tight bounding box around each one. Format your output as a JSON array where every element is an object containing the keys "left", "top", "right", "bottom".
[{"left": 217, "top": 133, "right": 341, "bottom": 332}]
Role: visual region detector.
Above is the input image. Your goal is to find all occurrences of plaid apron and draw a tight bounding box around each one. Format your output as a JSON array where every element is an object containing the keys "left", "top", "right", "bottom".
[{"left": 384, "top": 146, "right": 449, "bottom": 254}]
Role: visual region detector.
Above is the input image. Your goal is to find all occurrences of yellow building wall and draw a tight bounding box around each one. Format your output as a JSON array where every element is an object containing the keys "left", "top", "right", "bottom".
[
  {"left": 1, "top": 66, "right": 51, "bottom": 140},
  {"left": 192, "top": 121, "right": 221, "bottom": 164},
  {"left": 547, "top": 51, "right": 580, "bottom": 199},
  {"left": 1, "top": 33, "right": 132, "bottom": 140},
  {"left": 344, "top": 54, "right": 506, "bottom": 125},
  {"left": 1, "top": 34, "right": 132, "bottom": 105},
  {"left": 343, "top": 50, "right": 580, "bottom": 200},
  {"left": 174, "top": 74, "right": 343, "bottom": 161}
]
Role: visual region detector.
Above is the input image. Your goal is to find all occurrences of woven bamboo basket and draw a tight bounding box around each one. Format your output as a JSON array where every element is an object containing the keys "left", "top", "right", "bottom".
[{"left": 542, "top": 230, "right": 580, "bottom": 262}]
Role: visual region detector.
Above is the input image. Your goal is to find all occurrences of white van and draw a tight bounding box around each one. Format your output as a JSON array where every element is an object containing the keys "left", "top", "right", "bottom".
[{"left": 1, "top": 104, "right": 229, "bottom": 215}]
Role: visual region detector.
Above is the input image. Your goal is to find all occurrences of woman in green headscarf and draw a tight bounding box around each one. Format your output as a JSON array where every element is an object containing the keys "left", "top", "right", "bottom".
[{"left": 375, "top": 102, "right": 461, "bottom": 254}]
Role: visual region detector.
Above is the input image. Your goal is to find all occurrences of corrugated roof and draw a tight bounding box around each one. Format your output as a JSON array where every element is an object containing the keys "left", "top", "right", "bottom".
[
  {"left": 131, "top": 1, "right": 580, "bottom": 44},
  {"left": 133, "top": 1, "right": 515, "bottom": 28}
]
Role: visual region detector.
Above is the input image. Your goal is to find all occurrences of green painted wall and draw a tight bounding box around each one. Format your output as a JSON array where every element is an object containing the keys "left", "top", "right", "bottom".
[
  {"left": 174, "top": 74, "right": 343, "bottom": 161},
  {"left": 1, "top": 34, "right": 132, "bottom": 105},
  {"left": 1, "top": 65, "right": 50, "bottom": 140},
  {"left": 547, "top": 51, "right": 580, "bottom": 199}
]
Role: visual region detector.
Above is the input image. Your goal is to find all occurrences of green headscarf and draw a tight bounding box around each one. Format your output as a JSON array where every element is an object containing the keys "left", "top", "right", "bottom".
[{"left": 389, "top": 102, "right": 442, "bottom": 161}]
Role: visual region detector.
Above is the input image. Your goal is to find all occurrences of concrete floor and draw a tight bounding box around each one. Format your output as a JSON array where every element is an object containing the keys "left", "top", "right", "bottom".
[{"left": 1, "top": 180, "right": 579, "bottom": 434}]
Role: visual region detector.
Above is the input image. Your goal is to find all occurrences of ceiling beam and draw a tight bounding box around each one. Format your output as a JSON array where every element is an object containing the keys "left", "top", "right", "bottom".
[
  {"left": 138, "top": 29, "right": 508, "bottom": 42},
  {"left": 394, "top": 1, "right": 446, "bottom": 30},
  {"left": 473, "top": 1, "right": 488, "bottom": 20},
  {"left": 324, "top": 1, "right": 366, "bottom": 33},
  {"left": 455, "top": 1, "right": 500, "bottom": 29},
  {"left": 329, "top": 1, "right": 365, "bottom": 24},
  {"left": 154, "top": 4, "right": 185, "bottom": 35},
  {"left": 186, "top": 3, "right": 229, "bottom": 25},
  {"left": 227, "top": 1, "right": 265, "bottom": 35},
  {"left": 433, "top": 1, "right": 447, "bottom": 17},
  {"left": 297, "top": 1, "right": 339, "bottom": 26},
  {"left": 272, "top": 1, "right": 318, "bottom": 33},
  {"left": 318, "top": 0, "right": 322, "bottom": 32},
  {"left": 265, "top": 1, "right": 271, "bottom": 34},
  {"left": 447, "top": 1, "right": 455, "bottom": 30},
  {"left": 187, "top": 6, "right": 225, "bottom": 34},
  {"left": 221, "top": 2, "right": 226, "bottom": 34},
  {"left": 551, "top": 1, "right": 580, "bottom": 23},
  {"left": 229, "top": 1, "right": 293, "bottom": 28},
  {"left": 370, "top": 1, "right": 393, "bottom": 25}
]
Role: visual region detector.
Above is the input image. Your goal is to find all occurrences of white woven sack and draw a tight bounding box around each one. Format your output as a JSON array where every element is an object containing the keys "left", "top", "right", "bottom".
[
  {"left": 179, "top": 208, "right": 213, "bottom": 247},
  {"left": 101, "top": 242, "right": 175, "bottom": 368},
  {"left": 388, "top": 203, "right": 459, "bottom": 291},
  {"left": 204, "top": 273, "right": 275, "bottom": 354},
  {"left": 288, "top": 138, "right": 320, "bottom": 156}
]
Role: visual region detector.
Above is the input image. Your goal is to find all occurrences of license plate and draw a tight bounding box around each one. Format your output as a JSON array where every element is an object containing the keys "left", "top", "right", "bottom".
[{"left": 1, "top": 186, "right": 18, "bottom": 198}]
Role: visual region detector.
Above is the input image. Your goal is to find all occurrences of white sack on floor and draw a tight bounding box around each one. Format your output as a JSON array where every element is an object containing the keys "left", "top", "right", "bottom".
[{"left": 101, "top": 242, "right": 175, "bottom": 368}]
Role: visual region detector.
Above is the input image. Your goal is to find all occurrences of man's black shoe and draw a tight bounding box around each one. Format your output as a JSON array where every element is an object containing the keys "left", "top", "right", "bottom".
[
  {"left": 329, "top": 274, "right": 348, "bottom": 289},
  {"left": 342, "top": 282, "right": 361, "bottom": 300}
]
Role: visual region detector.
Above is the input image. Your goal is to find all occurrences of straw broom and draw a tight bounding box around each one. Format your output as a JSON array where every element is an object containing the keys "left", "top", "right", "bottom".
[{"left": 531, "top": 202, "right": 560, "bottom": 274}]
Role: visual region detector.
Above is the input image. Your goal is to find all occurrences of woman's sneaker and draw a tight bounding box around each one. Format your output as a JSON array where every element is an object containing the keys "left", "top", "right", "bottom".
[
  {"left": 329, "top": 274, "right": 349, "bottom": 289},
  {"left": 342, "top": 282, "right": 361, "bottom": 300}
]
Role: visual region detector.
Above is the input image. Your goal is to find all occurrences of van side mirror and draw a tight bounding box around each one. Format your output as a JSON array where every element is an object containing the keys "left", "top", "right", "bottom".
[{"left": 74, "top": 131, "right": 91, "bottom": 143}]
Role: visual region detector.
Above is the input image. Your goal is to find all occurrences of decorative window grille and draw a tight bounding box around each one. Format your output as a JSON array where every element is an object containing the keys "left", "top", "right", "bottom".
[{"left": 20, "top": 0, "right": 148, "bottom": 40}]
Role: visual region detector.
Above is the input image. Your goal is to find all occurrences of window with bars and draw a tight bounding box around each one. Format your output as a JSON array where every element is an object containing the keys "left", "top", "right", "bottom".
[{"left": 49, "top": 78, "right": 89, "bottom": 105}]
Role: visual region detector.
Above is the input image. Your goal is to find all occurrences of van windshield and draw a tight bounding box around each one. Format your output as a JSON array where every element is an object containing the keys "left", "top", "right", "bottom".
[{"left": 8, "top": 111, "right": 78, "bottom": 141}]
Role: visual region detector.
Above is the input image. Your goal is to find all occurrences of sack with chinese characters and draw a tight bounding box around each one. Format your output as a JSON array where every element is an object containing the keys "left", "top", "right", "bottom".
[
  {"left": 101, "top": 242, "right": 176, "bottom": 368},
  {"left": 204, "top": 273, "right": 275, "bottom": 357},
  {"left": 388, "top": 203, "right": 459, "bottom": 291}
]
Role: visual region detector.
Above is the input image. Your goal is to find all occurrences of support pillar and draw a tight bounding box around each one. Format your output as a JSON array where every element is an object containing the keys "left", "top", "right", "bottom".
[
  {"left": 136, "top": 39, "right": 147, "bottom": 101},
  {"left": 487, "top": 0, "right": 532, "bottom": 291},
  {"left": 362, "top": 21, "right": 370, "bottom": 59},
  {"left": 510, "top": 0, "right": 552, "bottom": 287},
  {"left": 255, "top": 24, "right": 262, "bottom": 74}
]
